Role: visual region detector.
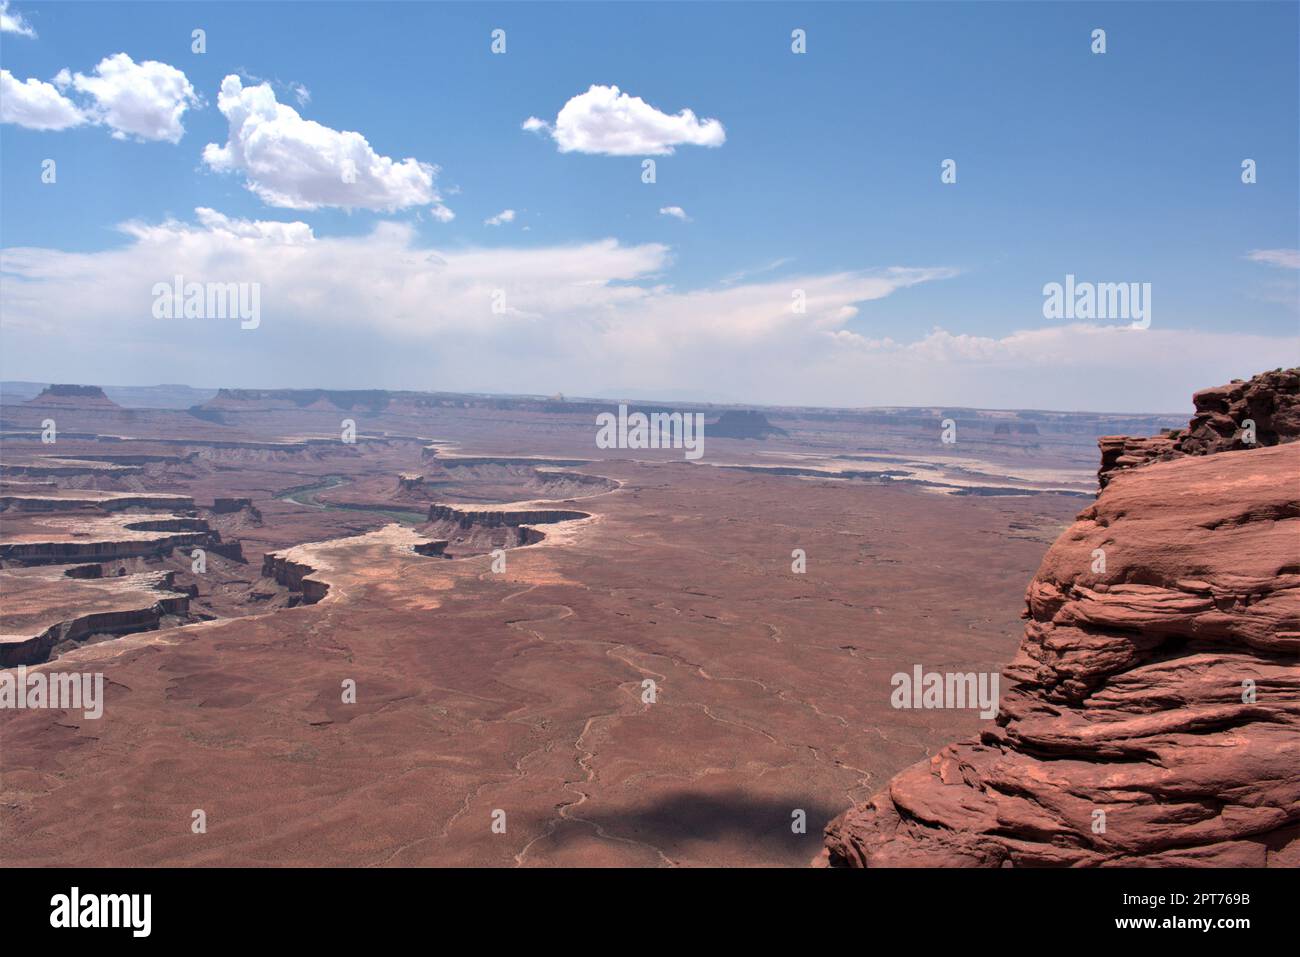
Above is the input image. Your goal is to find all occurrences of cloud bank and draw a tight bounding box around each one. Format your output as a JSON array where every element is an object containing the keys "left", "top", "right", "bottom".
[{"left": 3, "top": 212, "right": 1295, "bottom": 411}]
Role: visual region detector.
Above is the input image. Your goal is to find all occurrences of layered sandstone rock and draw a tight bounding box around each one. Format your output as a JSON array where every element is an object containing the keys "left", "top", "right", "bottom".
[
  {"left": 822, "top": 370, "right": 1300, "bottom": 867},
  {"left": 397, "top": 473, "right": 425, "bottom": 492},
  {"left": 0, "top": 568, "right": 192, "bottom": 666},
  {"left": 0, "top": 512, "right": 219, "bottom": 564},
  {"left": 1098, "top": 367, "right": 1299, "bottom": 487}
]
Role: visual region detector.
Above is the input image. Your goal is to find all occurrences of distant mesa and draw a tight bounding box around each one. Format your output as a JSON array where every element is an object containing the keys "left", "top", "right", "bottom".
[
  {"left": 202, "top": 388, "right": 395, "bottom": 413},
  {"left": 993, "top": 422, "right": 1039, "bottom": 436},
  {"left": 706, "top": 410, "right": 788, "bottom": 440},
  {"left": 24, "top": 384, "right": 121, "bottom": 410}
]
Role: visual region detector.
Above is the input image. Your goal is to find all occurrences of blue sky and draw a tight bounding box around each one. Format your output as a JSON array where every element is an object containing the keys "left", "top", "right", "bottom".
[{"left": 1, "top": 1, "right": 1297, "bottom": 411}]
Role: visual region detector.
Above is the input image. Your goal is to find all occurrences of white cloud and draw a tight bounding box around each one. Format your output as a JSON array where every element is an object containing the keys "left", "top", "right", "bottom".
[
  {"left": 430, "top": 204, "right": 456, "bottom": 223},
  {"left": 4, "top": 215, "right": 1295, "bottom": 410},
  {"left": 0, "top": 69, "right": 85, "bottom": 130},
  {"left": 659, "top": 206, "right": 690, "bottom": 222},
  {"left": 1247, "top": 248, "right": 1300, "bottom": 270},
  {"left": 523, "top": 84, "right": 725, "bottom": 156},
  {"left": 190, "top": 207, "right": 314, "bottom": 244},
  {"left": 484, "top": 209, "right": 516, "bottom": 226},
  {"left": 71, "top": 53, "right": 200, "bottom": 143},
  {"left": 0, "top": 1, "right": 36, "bottom": 37},
  {"left": 203, "top": 74, "right": 445, "bottom": 212}
]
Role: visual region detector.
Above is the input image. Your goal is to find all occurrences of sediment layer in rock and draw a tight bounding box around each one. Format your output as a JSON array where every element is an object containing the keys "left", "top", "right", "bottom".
[
  {"left": 823, "top": 369, "right": 1300, "bottom": 868},
  {"left": 1098, "top": 368, "right": 1299, "bottom": 488}
]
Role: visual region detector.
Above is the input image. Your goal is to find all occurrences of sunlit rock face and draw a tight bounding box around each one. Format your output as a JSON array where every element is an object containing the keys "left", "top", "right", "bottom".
[
  {"left": 822, "top": 369, "right": 1300, "bottom": 868},
  {"left": 1098, "top": 368, "right": 1299, "bottom": 488}
]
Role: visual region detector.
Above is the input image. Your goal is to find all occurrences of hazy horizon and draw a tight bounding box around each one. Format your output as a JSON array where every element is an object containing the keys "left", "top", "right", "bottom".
[{"left": 2, "top": 376, "right": 1205, "bottom": 417}]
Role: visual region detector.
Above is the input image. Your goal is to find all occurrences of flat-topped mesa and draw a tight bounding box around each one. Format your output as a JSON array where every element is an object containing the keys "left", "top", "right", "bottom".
[
  {"left": 0, "top": 458, "right": 144, "bottom": 477},
  {"left": 43, "top": 384, "right": 106, "bottom": 398},
  {"left": 821, "top": 369, "right": 1300, "bottom": 868},
  {"left": 261, "top": 552, "right": 330, "bottom": 605},
  {"left": 706, "top": 409, "right": 789, "bottom": 439},
  {"left": 1098, "top": 367, "right": 1299, "bottom": 488},
  {"left": 0, "top": 492, "right": 196, "bottom": 513},
  {"left": 0, "top": 508, "right": 234, "bottom": 565},
  {"left": 22, "top": 384, "right": 121, "bottom": 410},
  {"left": 201, "top": 387, "right": 397, "bottom": 414},
  {"left": 210, "top": 497, "right": 254, "bottom": 514},
  {"left": 0, "top": 569, "right": 192, "bottom": 666},
  {"left": 412, "top": 539, "right": 449, "bottom": 557}
]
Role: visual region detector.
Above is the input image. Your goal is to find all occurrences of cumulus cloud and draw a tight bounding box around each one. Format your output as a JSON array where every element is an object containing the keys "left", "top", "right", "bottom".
[
  {"left": 203, "top": 74, "right": 445, "bottom": 212},
  {"left": 0, "top": 69, "right": 85, "bottom": 130},
  {"left": 0, "top": 1, "right": 36, "bottom": 37},
  {"left": 190, "top": 207, "right": 314, "bottom": 244},
  {"left": 4, "top": 215, "right": 1294, "bottom": 410},
  {"left": 659, "top": 206, "right": 690, "bottom": 221},
  {"left": 69, "top": 53, "right": 200, "bottom": 143},
  {"left": 3, "top": 56, "right": 199, "bottom": 141},
  {"left": 523, "top": 84, "right": 725, "bottom": 156},
  {"left": 484, "top": 209, "right": 516, "bottom": 226},
  {"left": 1247, "top": 248, "right": 1300, "bottom": 270}
]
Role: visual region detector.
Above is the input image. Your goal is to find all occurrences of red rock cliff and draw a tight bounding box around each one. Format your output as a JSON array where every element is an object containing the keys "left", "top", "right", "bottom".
[
  {"left": 822, "top": 369, "right": 1300, "bottom": 867},
  {"left": 1098, "top": 368, "right": 1299, "bottom": 487}
]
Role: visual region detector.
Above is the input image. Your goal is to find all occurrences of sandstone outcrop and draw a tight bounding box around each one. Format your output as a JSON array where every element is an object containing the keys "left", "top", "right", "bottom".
[
  {"left": 261, "top": 551, "right": 330, "bottom": 605},
  {"left": 1098, "top": 367, "right": 1299, "bottom": 487},
  {"left": 0, "top": 568, "right": 192, "bottom": 666},
  {"left": 822, "top": 369, "right": 1300, "bottom": 867},
  {"left": 706, "top": 409, "right": 788, "bottom": 439},
  {"left": 211, "top": 496, "right": 255, "bottom": 514},
  {"left": 0, "top": 512, "right": 223, "bottom": 565},
  {"left": 397, "top": 473, "right": 425, "bottom": 491},
  {"left": 22, "top": 384, "right": 121, "bottom": 410}
]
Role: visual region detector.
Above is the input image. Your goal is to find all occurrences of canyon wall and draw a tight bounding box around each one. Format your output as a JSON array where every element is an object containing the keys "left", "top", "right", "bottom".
[
  {"left": 822, "top": 369, "right": 1300, "bottom": 867},
  {"left": 425, "top": 504, "right": 590, "bottom": 528}
]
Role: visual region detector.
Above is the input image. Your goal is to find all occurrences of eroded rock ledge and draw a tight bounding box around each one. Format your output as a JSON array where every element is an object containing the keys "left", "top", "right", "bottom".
[
  {"left": 821, "top": 369, "right": 1300, "bottom": 868},
  {"left": 0, "top": 569, "right": 193, "bottom": 666},
  {"left": 425, "top": 504, "right": 590, "bottom": 529},
  {"left": 1098, "top": 367, "right": 1299, "bottom": 488}
]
